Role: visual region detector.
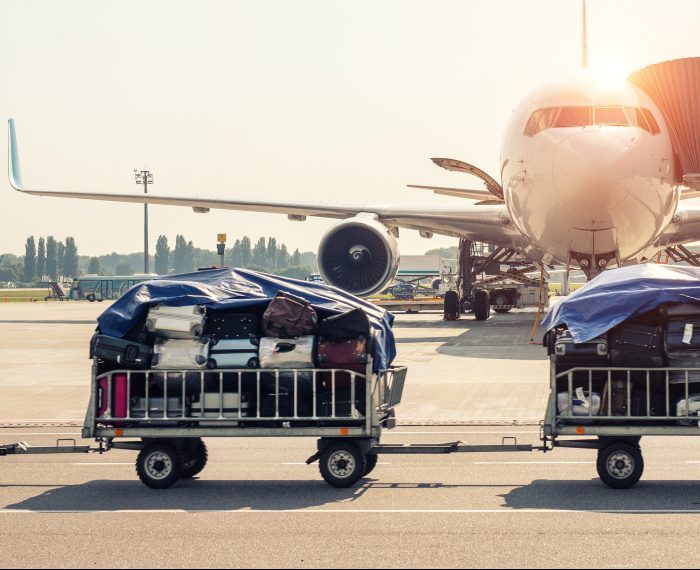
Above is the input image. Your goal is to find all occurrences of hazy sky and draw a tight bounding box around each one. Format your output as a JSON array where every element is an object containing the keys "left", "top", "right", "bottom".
[{"left": 2, "top": 0, "right": 700, "bottom": 257}]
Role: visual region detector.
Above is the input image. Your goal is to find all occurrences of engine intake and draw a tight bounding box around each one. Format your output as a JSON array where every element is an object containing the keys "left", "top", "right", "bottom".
[{"left": 318, "top": 215, "right": 400, "bottom": 297}]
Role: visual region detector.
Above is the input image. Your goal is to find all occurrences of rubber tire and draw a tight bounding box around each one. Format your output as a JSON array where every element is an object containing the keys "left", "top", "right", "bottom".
[
  {"left": 494, "top": 308, "right": 512, "bottom": 314},
  {"left": 596, "top": 443, "right": 644, "bottom": 489},
  {"left": 180, "top": 439, "right": 208, "bottom": 479},
  {"left": 136, "top": 442, "right": 182, "bottom": 489},
  {"left": 363, "top": 453, "right": 379, "bottom": 477},
  {"left": 86, "top": 294, "right": 96, "bottom": 302},
  {"left": 319, "top": 441, "right": 367, "bottom": 488},
  {"left": 443, "top": 290, "right": 460, "bottom": 320},
  {"left": 473, "top": 289, "right": 491, "bottom": 321}
]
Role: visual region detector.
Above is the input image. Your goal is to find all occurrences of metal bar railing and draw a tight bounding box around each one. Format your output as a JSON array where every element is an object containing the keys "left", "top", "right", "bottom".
[
  {"left": 93, "top": 365, "right": 406, "bottom": 424},
  {"left": 553, "top": 366, "right": 700, "bottom": 422}
]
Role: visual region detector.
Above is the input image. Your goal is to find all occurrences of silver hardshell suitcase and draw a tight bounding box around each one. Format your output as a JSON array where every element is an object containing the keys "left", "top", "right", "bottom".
[
  {"left": 191, "top": 392, "right": 251, "bottom": 418},
  {"left": 152, "top": 337, "right": 211, "bottom": 369},
  {"left": 146, "top": 304, "right": 206, "bottom": 339},
  {"left": 259, "top": 336, "right": 315, "bottom": 369}
]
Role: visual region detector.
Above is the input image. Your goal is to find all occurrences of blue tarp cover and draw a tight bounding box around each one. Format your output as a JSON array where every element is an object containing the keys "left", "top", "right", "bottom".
[
  {"left": 97, "top": 268, "right": 396, "bottom": 371},
  {"left": 542, "top": 264, "right": 700, "bottom": 342}
]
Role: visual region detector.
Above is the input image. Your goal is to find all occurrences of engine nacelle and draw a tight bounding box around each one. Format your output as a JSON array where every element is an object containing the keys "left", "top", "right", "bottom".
[{"left": 318, "top": 214, "right": 400, "bottom": 297}]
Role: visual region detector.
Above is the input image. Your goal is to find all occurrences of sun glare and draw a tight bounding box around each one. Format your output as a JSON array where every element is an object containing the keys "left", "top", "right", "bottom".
[{"left": 587, "top": 58, "right": 631, "bottom": 90}]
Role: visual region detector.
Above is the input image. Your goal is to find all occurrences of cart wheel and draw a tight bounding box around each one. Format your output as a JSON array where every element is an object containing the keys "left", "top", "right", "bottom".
[
  {"left": 136, "top": 443, "right": 182, "bottom": 489},
  {"left": 319, "top": 441, "right": 366, "bottom": 488},
  {"left": 180, "top": 439, "right": 208, "bottom": 479},
  {"left": 596, "top": 442, "right": 644, "bottom": 489},
  {"left": 363, "top": 453, "right": 378, "bottom": 477}
]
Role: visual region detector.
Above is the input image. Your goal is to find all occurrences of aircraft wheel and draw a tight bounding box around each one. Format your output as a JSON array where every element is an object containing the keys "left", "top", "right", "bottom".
[{"left": 473, "top": 289, "right": 490, "bottom": 321}]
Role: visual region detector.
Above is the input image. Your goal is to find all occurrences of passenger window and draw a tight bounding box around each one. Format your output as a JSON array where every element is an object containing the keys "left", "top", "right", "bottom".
[
  {"left": 524, "top": 107, "right": 561, "bottom": 136},
  {"left": 641, "top": 108, "right": 661, "bottom": 135},
  {"left": 594, "top": 107, "right": 629, "bottom": 126},
  {"left": 555, "top": 107, "right": 591, "bottom": 128}
]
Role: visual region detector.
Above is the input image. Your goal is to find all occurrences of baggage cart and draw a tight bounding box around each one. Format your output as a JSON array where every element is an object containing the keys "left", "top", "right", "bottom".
[{"left": 543, "top": 362, "right": 700, "bottom": 489}]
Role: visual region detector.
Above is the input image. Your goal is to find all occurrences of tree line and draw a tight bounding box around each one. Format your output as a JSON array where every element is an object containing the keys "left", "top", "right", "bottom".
[
  {"left": 2, "top": 234, "right": 317, "bottom": 284},
  {"left": 1, "top": 236, "right": 80, "bottom": 283}
]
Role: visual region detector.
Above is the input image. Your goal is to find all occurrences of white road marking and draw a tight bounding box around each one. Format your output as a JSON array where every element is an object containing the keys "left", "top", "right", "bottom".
[
  {"left": 473, "top": 461, "right": 595, "bottom": 465},
  {"left": 71, "top": 463, "right": 133, "bottom": 466}
]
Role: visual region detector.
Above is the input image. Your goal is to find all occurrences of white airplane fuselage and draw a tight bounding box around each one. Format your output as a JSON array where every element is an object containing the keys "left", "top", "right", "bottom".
[{"left": 500, "top": 73, "right": 678, "bottom": 272}]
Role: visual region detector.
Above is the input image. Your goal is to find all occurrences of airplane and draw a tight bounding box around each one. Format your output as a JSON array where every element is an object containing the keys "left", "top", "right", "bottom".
[{"left": 8, "top": 5, "right": 700, "bottom": 320}]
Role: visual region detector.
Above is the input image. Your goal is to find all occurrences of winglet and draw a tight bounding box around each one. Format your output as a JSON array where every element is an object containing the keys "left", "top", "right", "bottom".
[{"left": 8, "top": 118, "right": 25, "bottom": 190}]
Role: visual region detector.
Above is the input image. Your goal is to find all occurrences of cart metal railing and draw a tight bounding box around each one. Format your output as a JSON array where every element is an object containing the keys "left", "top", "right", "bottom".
[
  {"left": 553, "top": 366, "right": 700, "bottom": 422},
  {"left": 86, "top": 359, "right": 408, "bottom": 439}
]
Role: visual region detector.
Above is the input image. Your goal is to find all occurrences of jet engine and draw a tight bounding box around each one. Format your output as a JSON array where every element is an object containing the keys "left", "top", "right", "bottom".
[{"left": 318, "top": 215, "right": 400, "bottom": 297}]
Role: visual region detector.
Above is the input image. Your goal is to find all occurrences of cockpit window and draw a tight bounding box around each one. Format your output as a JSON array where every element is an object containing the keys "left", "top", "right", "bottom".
[
  {"left": 641, "top": 108, "right": 661, "bottom": 135},
  {"left": 524, "top": 105, "right": 661, "bottom": 136},
  {"left": 556, "top": 107, "right": 592, "bottom": 128},
  {"left": 594, "top": 106, "right": 628, "bottom": 126},
  {"left": 523, "top": 108, "right": 561, "bottom": 137}
]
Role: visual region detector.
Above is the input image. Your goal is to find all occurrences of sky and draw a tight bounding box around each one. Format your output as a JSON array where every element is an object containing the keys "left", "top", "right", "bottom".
[{"left": 2, "top": 0, "right": 700, "bottom": 257}]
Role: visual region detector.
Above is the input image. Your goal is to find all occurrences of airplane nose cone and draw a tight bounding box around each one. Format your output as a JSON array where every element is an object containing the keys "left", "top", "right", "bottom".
[{"left": 553, "top": 131, "right": 635, "bottom": 213}]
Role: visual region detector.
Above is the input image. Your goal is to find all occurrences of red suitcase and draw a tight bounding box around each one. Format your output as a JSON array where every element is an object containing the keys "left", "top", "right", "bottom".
[
  {"left": 316, "top": 337, "right": 368, "bottom": 373},
  {"left": 97, "top": 373, "right": 128, "bottom": 422}
]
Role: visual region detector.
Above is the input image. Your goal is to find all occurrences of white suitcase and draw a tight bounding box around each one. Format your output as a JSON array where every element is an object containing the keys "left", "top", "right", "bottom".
[
  {"left": 146, "top": 304, "right": 206, "bottom": 339},
  {"left": 191, "top": 392, "right": 251, "bottom": 418},
  {"left": 152, "top": 337, "right": 210, "bottom": 369},
  {"left": 557, "top": 390, "right": 601, "bottom": 416},
  {"left": 259, "top": 336, "right": 315, "bottom": 369},
  {"left": 676, "top": 395, "right": 700, "bottom": 425}
]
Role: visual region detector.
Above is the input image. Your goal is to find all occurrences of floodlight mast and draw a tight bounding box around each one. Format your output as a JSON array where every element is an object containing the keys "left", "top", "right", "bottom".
[{"left": 134, "top": 170, "right": 154, "bottom": 273}]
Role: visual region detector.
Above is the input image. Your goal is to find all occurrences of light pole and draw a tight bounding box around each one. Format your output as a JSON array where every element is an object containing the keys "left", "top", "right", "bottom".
[{"left": 134, "top": 170, "right": 154, "bottom": 274}]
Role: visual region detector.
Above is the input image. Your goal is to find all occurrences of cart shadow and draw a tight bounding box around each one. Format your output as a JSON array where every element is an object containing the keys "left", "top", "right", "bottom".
[
  {"left": 503, "top": 479, "right": 700, "bottom": 513},
  {"left": 3, "top": 479, "right": 496, "bottom": 512}
]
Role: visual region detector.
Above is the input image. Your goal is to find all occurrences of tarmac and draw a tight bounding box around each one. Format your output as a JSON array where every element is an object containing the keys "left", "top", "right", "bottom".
[{"left": 3, "top": 301, "right": 700, "bottom": 568}]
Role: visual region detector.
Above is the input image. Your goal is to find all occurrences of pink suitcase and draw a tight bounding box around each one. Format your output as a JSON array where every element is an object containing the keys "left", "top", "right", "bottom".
[{"left": 97, "top": 373, "right": 128, "bottom": 422}]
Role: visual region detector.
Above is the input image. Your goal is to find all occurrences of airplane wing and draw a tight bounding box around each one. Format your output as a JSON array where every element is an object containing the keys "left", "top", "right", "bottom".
[{"left": 7, "top": 119, "right": 524, "bottom": 248}]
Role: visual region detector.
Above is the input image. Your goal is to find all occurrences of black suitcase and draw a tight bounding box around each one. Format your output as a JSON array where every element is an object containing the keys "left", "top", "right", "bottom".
[
  {"left": 552, "top": 330, "right": 609, "bottom": 365},
  {"left": 609, "top": 323, "right": 665, "bottom": 367},
  {"left": 660, "top": 303, "right": 700, "bottom": 320},
  {"left": 665, "top": 319, "right": 700, "bottom": 355},
  {"left": 90, "top": 334, "right": 152, "bottom": 368},
  {"left": 318, "top": 309, "right": 371, "bottom": 341},
  {"left": 205, "top": 313, "right": 260, "bottom": 340}
]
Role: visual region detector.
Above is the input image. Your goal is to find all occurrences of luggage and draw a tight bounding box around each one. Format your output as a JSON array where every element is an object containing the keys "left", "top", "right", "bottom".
[
  {"left": 660, "top": 303, "right": 700, "bottom": 320},
  {"left": 130, "top": 396, "right": 187, "bottom": 419},
  {"left": 316, "top": 337, "right": 368, "bottom": 373},
  {"left": 317, "top": 399, "right": 363, "bottom": 418},
  {"left": 146, "top": 304, "right": 206, "bottom": 339},
  {"left": 665, "top": 319, "right": 700, "bottom": 383},
  {"left": 557, "top": 389, "right": 601, "bottom": 416},
  {"left": 191, "top": 392, "right": 251, "bottom": 419},
  {"left": 600, "top": 380, "right": 638, "bottom": 416},
  {"left": 665, "top": 319, "right": 700, "bottom": 354},
  {"left": 259, "top": 390, "right": 313, "bottom": 418},
  {"left": 96, "top": 373, "right": 129, "bottom": 421},
  {"left": 208, "top": 338, "right": 260, "bottom": 369},
  {"left": 551, "top": 329, "right": 609, "bottom": 365},
  {"left": 443, "top": 290, "right": 459, "bottom": 321},
  {"left": 259, "top": 336, "right": 315, "bottom": 369},
  {"left": 609, "top": 323, "right": 665, "bottom": 367},
  {"left": 676, "top": 394, "right": 700, "bottom": 425},
  {"left": 262, "top": 292, "right": 317, "bottom": 338},
  {"left": 317, "top": 309, "right": 370, "bottom": 341},
  {"left": 90, "top": 334, "right": 152, "bottom": 368},
  {"left": 151, "top": 337, "right": 211, "bottom": 369},
  {"left": 205, "top": 313, "right": 260, "bottom": 340}
]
